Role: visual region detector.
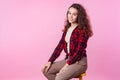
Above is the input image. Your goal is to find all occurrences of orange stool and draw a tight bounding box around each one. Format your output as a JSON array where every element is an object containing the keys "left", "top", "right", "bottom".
[{"left": 79, "top": 72, "right": 86, "bottom": 80}]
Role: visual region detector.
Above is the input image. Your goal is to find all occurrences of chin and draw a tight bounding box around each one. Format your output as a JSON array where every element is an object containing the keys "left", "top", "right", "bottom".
[{"left": 68, "top": 20, "right": 74, "bottom": 23}]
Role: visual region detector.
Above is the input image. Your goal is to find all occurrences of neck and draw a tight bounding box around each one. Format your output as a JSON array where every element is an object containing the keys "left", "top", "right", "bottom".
[{"left": 71, "top": 23, "right": 78, "bottom": 27}]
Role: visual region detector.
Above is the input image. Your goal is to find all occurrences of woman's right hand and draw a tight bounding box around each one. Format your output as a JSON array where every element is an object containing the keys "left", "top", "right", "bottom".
[{"left": 41, "top": 62, "right": 52, "bottom": 73}]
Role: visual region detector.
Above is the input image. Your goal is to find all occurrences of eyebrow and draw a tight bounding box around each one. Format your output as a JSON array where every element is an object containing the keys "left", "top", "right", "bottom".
[{"left": 68, "top": 11, "right": 78, "bottom": 15}]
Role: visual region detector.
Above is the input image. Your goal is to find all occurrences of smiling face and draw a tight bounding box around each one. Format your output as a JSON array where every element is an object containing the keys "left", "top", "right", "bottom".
[{"left": 67, "top": 7, "right": 78, "bottom": 24}]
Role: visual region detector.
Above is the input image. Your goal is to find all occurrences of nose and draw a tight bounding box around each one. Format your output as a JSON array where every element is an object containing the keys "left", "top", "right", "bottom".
[{"left": 70, "top": 14, "right": 73, "bottom": 18}]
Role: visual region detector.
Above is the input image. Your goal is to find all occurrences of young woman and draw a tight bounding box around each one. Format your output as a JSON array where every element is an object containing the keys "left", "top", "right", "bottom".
[{"left": 42, "top": 3, "right": 93, "bottom": 80}]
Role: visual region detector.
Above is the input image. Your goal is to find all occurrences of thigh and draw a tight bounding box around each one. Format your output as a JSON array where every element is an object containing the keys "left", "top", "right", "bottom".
[
  {"left": 56, "top": 57, "right": 87, "bottom": 79},
  {"left": 47, "top": 60, "right": 66, "bottom": 74},
  {"left": 72, "top": 57, "right": 88, "bottom": 77}
]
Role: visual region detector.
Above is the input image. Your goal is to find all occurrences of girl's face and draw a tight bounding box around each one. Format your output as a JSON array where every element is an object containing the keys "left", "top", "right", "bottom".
[{"left": 67, "top": 7, "right": 78, "bottom": 24}]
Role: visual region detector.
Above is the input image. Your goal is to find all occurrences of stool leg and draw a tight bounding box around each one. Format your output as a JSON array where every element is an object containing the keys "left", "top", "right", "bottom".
[
  {"left": 79, "top": 76, "right": 82, "bottom": 80},
  {"left": 79, "top": 73, "right": 86, "bottom": 80}
]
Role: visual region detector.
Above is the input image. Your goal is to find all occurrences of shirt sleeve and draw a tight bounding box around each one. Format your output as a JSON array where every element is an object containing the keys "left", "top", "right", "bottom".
[
  {"left": 48, "top": 32, "right": 65, "bottom": 63},
  {"left": 67, "top": 30, "right": 88, "bottom": 65}
]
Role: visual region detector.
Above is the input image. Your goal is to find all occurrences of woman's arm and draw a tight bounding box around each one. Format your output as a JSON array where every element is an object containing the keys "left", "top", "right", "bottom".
[{"left": 48, "top": 32, "right": 65, "bottom": 63}]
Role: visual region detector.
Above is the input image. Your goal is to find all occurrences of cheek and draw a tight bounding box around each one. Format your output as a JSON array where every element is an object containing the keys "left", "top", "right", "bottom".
[
  {"left": 73, "top": 16, "right": 78, "bottom": 20},
  {"left": 67, "top": 14, "right": 71, "bottom": 18}
]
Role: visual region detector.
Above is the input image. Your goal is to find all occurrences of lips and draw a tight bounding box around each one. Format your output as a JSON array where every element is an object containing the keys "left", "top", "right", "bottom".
[{"left": 69, "top": 18, "right": 73, "bottom": 21}]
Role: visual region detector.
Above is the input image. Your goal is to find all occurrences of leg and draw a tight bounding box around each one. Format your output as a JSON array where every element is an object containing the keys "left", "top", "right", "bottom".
[
  {"left": 43, "top": 60, "right": 66, "bottom": 80},
  {"left": 55, "top": 57, "right": 87, "bottom": 80}
]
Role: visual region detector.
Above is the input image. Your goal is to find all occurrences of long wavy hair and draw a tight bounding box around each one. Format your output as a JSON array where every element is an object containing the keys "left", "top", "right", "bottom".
[{"left": 64, "top": 3, "right": 93, "bottom": 37}]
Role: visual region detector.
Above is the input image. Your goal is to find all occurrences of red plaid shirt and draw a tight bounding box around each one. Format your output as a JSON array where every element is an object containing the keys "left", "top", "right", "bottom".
[{"left": 48, "top": 26, "right": 89, "bottom": 65}]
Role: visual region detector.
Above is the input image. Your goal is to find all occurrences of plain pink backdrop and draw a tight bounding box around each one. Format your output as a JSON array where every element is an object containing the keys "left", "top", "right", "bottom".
[{"left": 0, "top": 0, "right": 120, "bottom": 80}]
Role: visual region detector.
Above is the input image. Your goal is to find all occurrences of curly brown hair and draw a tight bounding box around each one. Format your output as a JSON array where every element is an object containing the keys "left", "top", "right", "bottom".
[{"left": 64, "top": 3, "right": 93, "bottom": 37}]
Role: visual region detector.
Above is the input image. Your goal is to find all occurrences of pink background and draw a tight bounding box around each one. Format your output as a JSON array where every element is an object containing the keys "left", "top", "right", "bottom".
[{"left": 0, "top": 0, "right": 120, "bottom": 80}]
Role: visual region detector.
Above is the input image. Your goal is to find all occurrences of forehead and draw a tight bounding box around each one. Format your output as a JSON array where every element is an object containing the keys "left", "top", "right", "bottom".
[{"left": 68, "top": 7, "right": 78, "bottom": 14}]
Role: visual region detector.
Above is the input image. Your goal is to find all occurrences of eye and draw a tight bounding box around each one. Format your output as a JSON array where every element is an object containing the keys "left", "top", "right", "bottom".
[
  {"left": 68, "top": 11, "right": 71, "bottom": 15},
  {"left": 73, "top": 13, "right": 77, "bottom": 16}
]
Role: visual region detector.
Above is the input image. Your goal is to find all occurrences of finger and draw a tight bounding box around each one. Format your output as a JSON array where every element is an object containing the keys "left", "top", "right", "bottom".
[
  {"left": 59, "top": 69, "right": 64, "bottom": 73},
  {"left": 45, "top": 66, "right": 49, "bottom": 72},
  {"left": 42, "top": 66, "right": 47, "bottom": 73},
  {"left": 41, "top": 68, "right": 45, "bottom": 73},
  {"left": 45, "top": 65, "right": 50, "bottom": 72},
  {"left": 56, "top": 73, "right": 59, "bottom": 76}
]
